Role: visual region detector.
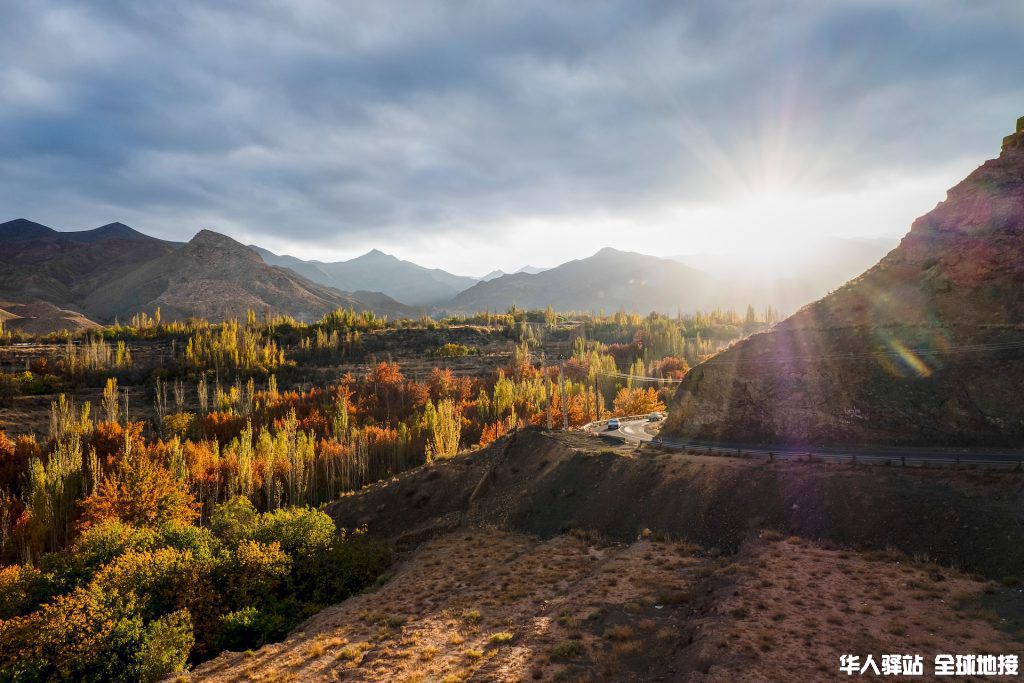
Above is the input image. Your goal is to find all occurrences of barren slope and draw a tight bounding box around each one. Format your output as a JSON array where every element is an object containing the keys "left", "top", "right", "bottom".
[
  {"left": 0, "top": 301, "right": 101, "bottom": 334},
  {"left": 190, "top": 430, "right": 1024, "bottom": 680},
  {"left": 0, "top": 220, "right": 176, "bottom": 309},
  {"left": 665, "top": 119, "right": 1024, "bottom": 447},
  {"left": 84, "top": 230, "right": 419, "bottom": 322}
]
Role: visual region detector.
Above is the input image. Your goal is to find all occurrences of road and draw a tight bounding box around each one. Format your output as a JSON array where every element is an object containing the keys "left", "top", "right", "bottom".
[{"left": 587, "top": 418, "right": 1024, "bottom": 469}]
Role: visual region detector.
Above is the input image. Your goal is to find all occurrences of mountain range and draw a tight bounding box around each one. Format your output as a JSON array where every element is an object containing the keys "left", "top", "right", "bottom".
[
  {"left": 444, "top": 247, "right": 716, "bottom": 314},
  {"left": 250, "top": 246, "right": 479, "bottom": 306},
  {"left": 0, "top": 220, "right": 417, "bottom": 327},
  {"left": 0, "top": 220, "right": 898, "bottom": 329},
  {"left": 664, "top": 117, "right": 1024, "bottom": 446}
]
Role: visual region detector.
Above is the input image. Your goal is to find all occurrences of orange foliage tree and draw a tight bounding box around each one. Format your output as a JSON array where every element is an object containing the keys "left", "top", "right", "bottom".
[{"left": 79, "top": 443, "right": 199, "bottom": 530}]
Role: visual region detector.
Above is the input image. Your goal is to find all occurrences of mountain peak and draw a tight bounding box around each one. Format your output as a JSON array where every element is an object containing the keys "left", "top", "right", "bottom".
[
  {"left": 64, "top": 222, "right": 152, "bottom": 244},
  {"left": 480, "top": 269, "right": 506, "bottom": 281},
  {"left": 185, "top": 229, "right": 260, "bottom": 261},
  {"left": 94, "top": 221, "right": 135, "bottom": 234},
  {"left": 357, "top": 248, "right": 398, "bottom": 262},
  {"left": 0, "top": 218, "right": 57, "bottom": 241},
  {"left": 1001, "top": 114, "right": 1024, "bottom": 152},
  {"left": 190, "top": 229, "right": 239, "bottom": 246}
]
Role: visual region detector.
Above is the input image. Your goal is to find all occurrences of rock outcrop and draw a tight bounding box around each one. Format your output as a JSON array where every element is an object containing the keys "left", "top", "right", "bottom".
[{"left": 664, "top": 118, "right": 1024, "bottom": 446}]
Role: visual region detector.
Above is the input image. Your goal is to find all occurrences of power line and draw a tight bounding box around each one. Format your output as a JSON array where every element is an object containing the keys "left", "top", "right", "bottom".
[
  {"left": 592, "top": 338, "right": 1024, "bottom": 379},
  {"left": 593, "top": 370, "right": 685, "bottom": 383},
  {"left": 696, "top": 338, "right": 1024, "bottom": 366}
]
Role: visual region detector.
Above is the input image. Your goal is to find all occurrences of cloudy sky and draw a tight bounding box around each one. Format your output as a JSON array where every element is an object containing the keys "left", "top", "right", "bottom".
[{"left": 2, "top": 1, "right": 1022, "bottom": 275}]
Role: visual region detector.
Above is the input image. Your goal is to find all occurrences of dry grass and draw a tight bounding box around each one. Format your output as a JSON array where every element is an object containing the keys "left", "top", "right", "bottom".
[
  {"left": 190, "top": 529, "right": 712, "bottom": 682},
  {"left": 187, "top": 521, "right": 1024, "bottom": 683},
  {"left": 696, "top": 538, "right": 1024, "bottom": 681}
]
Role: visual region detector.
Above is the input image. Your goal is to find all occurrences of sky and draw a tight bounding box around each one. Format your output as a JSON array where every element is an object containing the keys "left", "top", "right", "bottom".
[{"left": 1, "top": 1, "right": 1022, "bottom": 276}]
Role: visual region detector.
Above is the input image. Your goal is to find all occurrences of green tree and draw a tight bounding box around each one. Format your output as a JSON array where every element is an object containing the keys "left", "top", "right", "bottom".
[{"left": 424, "top": 399, "right": 461, "bottom": 462}]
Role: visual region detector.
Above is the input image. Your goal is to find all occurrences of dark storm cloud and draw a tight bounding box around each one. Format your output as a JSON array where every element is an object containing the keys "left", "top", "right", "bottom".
[{"left": 0, "top": 0, "right": 1022, "bottom": 248}]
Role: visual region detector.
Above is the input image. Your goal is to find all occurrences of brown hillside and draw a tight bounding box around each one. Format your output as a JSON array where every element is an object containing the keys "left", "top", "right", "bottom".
[
  {"left": 83, "top": 230, "right": 419, "bottom": 322},
  {"left": 327, "top": 429, "right": 1024, "bottom": 578},
  {"left": 0, "top": 224, "right": 175, "bottom": 308},
  {"left": 0, "top": 301, "right": 101, "bottom": 334},
  {"left": 664, "top": 118, "right": 1024, "bottom": 446}
]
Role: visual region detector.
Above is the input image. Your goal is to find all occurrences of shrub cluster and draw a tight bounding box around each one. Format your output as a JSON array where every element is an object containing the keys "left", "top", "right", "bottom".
[{"left": 0, "top": 500, "right": 389, "bottom": 682}]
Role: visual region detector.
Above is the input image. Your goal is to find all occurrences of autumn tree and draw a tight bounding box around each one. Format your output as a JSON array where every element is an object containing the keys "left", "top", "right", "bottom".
[
  {"left": 424, "top": 399, "right": 461, "bottom": 462},
  {"left": 612, "top": 387, "right": 666, "bottom": 416},
  {"left": 79, "top": 437, "right": 199, "bottom": 530},
  {"left": 651, "top": 356, "right": 689, "bottom": 380}
]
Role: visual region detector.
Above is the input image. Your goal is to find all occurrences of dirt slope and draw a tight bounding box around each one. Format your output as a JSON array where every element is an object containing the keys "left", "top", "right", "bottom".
[
  {"left": 664, "top": 118, "right": 1024, "bottom": 447},
  {"left": 330, "top": 429, "right": 1024, "bottom": 578},
  {"left": 190, "top": 431, "right": 1024, "bottom": 681},
  {"left": 0, "top": 301, "right": 101, "bottom": 334},
  {"left": 190, "top": 530, "right": 1019, "bottom": 682}
]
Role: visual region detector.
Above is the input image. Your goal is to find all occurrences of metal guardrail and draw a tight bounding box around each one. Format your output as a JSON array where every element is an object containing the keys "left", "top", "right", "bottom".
[
  {"left": 648, "top": 436, "right": 1024, "bottom": 469},
  {"left": 581, "top": 414, "right": 656, "bottom": 431},
  {"left": 586, "top": 418, "right": 1024, "bottom": 470}
]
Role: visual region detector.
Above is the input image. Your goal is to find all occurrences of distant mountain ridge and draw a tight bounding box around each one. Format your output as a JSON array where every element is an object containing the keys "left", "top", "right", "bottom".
[
  {"left": 444, "top": 247, "right": 718, "bottom": 314},
  {"left": 251, "top": 246, "right": 477, "bottom": 306},
  {"left": 1, "top": 217, "right": 903, "bottom": 326},
  {"left": 0, "top": 220, "right": 418, "bottom": 324}
]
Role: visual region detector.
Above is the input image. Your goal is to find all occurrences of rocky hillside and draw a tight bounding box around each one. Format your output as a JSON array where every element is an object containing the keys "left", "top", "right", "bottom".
[
  {"left": 84, "top": 230, "right": 419, "bottom": 322},
  {"left": 0, "top": 221, "right": 419, "bottom": 325},
  {"left": 0, "top": 219, "right": 176, "bottom": 310},
  {"left": 664, "top": 118, "right": 1024, "bottom": 446}
]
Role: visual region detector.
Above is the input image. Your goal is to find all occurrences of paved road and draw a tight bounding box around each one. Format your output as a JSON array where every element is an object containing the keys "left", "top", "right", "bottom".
[{"left": 588, "top": 418, "right": 1024, "bottom": 469}]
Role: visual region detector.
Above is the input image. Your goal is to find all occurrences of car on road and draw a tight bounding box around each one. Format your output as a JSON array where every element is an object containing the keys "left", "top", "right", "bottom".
[
  {"left": 606, "top": 418, "right": 620, "bottom": 430},
  {"left": 647, "top": 412, "right": 663, "bottom": 422}
]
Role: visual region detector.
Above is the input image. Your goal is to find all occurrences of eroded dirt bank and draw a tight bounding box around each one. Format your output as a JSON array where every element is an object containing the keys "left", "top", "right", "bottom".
[{"left": 331, "top": 429, "right": 1024, "bottom": 579}]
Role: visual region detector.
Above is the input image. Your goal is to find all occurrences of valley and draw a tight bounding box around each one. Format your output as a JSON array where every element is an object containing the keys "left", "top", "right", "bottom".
[
  {"left": 3, "top": 3, "right": 1023, "bottom": 680},
  {"left": 1, "top": 119, "right": 1023, "bottom": 681}
]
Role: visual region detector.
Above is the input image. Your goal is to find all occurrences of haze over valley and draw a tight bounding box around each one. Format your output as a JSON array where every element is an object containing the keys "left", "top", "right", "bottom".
[{"left": 0, "top": 217, "right": 898, "bottom": 330}]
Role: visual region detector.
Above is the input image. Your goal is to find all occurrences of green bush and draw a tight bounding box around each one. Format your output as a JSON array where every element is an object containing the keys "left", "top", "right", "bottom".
[
  {"left": 432, "top": 343, "right": 478, "bottom": 358},
  {"left": 68, "top": 521, "right": 160, "bottom": 579},
  {"left": 0, "top": 564, "right": 48, "bottom": 619},
  {"left": 0, "top": 582, "right": 147, "bottom": 682},
  {"left": 301, "top": 531, "right": 391, "bottom": 605},
  {"left": 92, "top": 548, "right": 213, "bottom": 621},
  {"left": 251, "top": 507, "right": 334, "bottom": 558},
  {"left": 137, "top": 610, "right": 193, "bottom": 683},
  {"left": 209, "top": 496, "right": 258, "bottom": 545},
  {"left": 0, "top": 506, "right": 390, "bottom": 680},
  {"left": 217, "top": 606, "right": 292, "bottom": 652},
  {"left": 217, "top": 540, "right": 291, "bottom": 608},
  {"left": 158, "top": 521, "right": 218, "bottom": 560}
]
